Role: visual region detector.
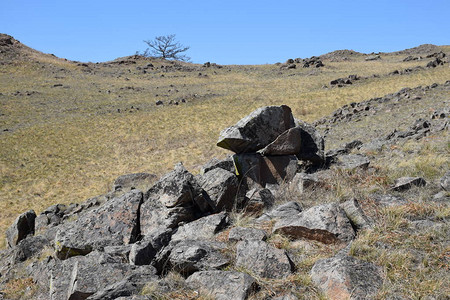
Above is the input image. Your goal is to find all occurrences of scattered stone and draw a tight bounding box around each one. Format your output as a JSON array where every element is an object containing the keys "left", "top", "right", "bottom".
[
  {"left": 340, "top": 199, "right": 372, "bottom": 230},
  {"left": 371, "top": 193, "right": 408, "bottom": 207},
  {"left": 289, "top": 172, "right": 320, "bottom": 194},
  {"left": 440, "top": 171, "right": 450, "bottom": 191},
  {"left": 392, "top": 177, "right": 426, "bottom": 191},
  {"left": 311, "top": 254, "right": 383, "bottom": 300},
  {"left": 228, "top": 227, "right": 268, "bottom": 242},
  {"left": 236, "top": 240, "right": 294, "bottom": 279},
  {"left": 336, "top": 154, "right": 370, "bottom": 170},
  {"left": 273, "top": 203, "right": 355, "bottom": 244},
  {"left": 243, "top": 188, "right": 275, "bottom": 216},
  {"left": 186, "top": 270, "right": 257, "bottom": 300},
  {"left": 365, "top": 55, "right": 381, "bottom": 61},
  {"left": 6, "top": 210, "right": 36, "bottom": 247},
  {"left": 217, "top": 105, "right": 295, "bottom": 153},
  {"left": 155, "top": 100, "right": 163, "bottom": 105}
]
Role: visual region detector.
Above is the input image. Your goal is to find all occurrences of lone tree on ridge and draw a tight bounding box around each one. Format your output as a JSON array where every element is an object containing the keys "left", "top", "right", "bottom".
[{"left": 141, "top": 34, "right": 190, "bottom": 61}]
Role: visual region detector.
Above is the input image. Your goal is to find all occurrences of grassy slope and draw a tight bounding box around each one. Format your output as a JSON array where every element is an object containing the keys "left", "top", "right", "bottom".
[{"left": 1, "top": 45, "right": 449, "bottom": 253}]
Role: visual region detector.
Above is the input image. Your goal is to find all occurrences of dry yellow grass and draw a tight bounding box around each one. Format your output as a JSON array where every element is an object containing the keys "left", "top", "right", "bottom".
[{"left": 1, "top": 46, "right": 449, "bottom": 249}]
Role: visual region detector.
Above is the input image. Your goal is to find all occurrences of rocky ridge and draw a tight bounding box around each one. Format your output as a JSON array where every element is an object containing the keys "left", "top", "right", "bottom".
[{"left": 0, "top": 86, "right": 449, "bottom": 299}]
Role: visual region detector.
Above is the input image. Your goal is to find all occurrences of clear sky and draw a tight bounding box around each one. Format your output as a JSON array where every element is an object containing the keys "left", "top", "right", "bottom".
[{"left": 1, "top": 0, "right": 449, "bottom": 65}]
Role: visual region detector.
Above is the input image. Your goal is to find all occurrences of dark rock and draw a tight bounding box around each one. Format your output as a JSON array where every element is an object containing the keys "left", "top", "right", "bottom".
[
  {"left": 260, "top": 127, "right": 302, "bottom": 156},
  {"left": 13, "top": 235, "right": 50, "bottom": 263},
  {"left": 162, "top": 240, "right": 230, "bottom": 276},
  {"left": 273, "top": 203, "right": 355, "bottom": 244},
  {"left": 113, "top": 173, "right": 157, "bottom": 192},
  {"left": 326, "top": 140, "right": 363, "bottom": 158},
  {"left": 311, "top": 254, "right": 383, "bottom": 300},
  {"left": 6, "top": 210, "right": 36, "bottom": 247},
  {"left": 200, "top": 156, "right": 235, "bottom": 175},
  {"left": 243, "top": 188, "right": 275, "bottom": 216},
  {"left": 171, "top": 212, "right": 229, "bottom": 242},
  {"left": 129, "top": 228, "right": 172, "bottom": 266},
  {"left": 440, "top": 171, "right": 450, "bottom": 191},
  {"left": 186, "top": 270, "right": 257, "bottom": 300},
  {"left": 228, "top": 227, "right": 267, "bottom": 242},
  {"left": 155, "top": 100, "right": 163, "bottom": 105},
  {"left": 217, "top": 105, "right": 295, "bottom": 153},
  {"left": 257, "top": 201, "right": 303, "bottom": 222},
  {"left": 54, "top": 191, "right": 142, "bottom": 260},
  {"left": 233, "top": 153, "right": 298, "bottom": 189},
  {"left": 392, "top": 177, "right": 426, "bottom": 191},
  {"left": 198, "top": 168, "right": 239, "bottom": 211},
  {"left": 286, "top": 59, "right": 294, "bottom": 64},
  {"left": 35, "top": 204, "right": 67, "bottom": 231},
  {"left": 141, "top": 163, "right": 213, "bottom": 235},
  {"left": 235, "top": 240, "right": 294, "bottom": 279},
  {"left": 293, "top": 120, "right": 325, "bottom": 163},
  {"left": 365, "top": 55, "right": 381, "bottom": 61}
]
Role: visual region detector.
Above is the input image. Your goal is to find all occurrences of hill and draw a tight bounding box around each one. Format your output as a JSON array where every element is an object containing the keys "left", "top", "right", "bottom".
[{"left": 0, "top": 34, "right": 449, "bottom": 299}]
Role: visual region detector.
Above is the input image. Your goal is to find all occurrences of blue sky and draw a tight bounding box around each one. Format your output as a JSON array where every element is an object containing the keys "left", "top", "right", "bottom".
[{"left": 1, "top": 0, "right": 449, "bottom": 64}]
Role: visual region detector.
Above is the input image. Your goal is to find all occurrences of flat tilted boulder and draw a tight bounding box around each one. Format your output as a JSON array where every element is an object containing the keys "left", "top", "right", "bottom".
[
  {"left": 217, "top": 105, "right": 295, "bottom": 153},
  {"left": 54, "top": 190, "right": 142, "bottom": 259},
  {"left": 197, "top": 168, "right": 240, "bottom": 211},
  {"left": 260, "top": 126, "right": 302, "bottom": 156},
  {"left": 311, "top": 254, "right": 383, "bottom": 300},
  {"left": 233, "top": 153, "right": 298, "bottom": 188},
  {"left": 273, "top": 203, "right": 355, "bottom": 244},
  {"left": 392, "top": 176, "right": 426, "bottom": 191},
  {"left": 186, "top": 270, "right": 257, "bottom": 300},
  {"left": 6, "top": 210, "right": 36, "bottom": 247},
  {"left": 171, "top": 212, "right": 229, "bottom": 242},
  {"left": 235, "top": 240, "right": 294, "bottom": 279},
  {"left": 336, "top": 154, "right": 370, "bottom": 171}
]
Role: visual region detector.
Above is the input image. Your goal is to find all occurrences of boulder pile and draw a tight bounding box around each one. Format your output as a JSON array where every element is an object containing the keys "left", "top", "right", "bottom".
[{"left": 2, "top": 103, "right": 445, "bottom": 300}]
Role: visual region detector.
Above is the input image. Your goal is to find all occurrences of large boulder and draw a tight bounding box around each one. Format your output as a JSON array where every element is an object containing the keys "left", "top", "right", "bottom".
[
  {"left": 129, "top": 228, "right": 172, "bottom": 266},
  {"left": 273, "top": 203, "right": 355, "bottom": 244},
  {"left": 197, "top": 168, "right": 240, "bottom": 211},
  {"left": 171, "top": 212, "right": 229, "bottom": 242},
  {"left": 293, "top": 120, "right": 325, "bottom": 163},
  {"left": 140, "top": 163, "right": 214, "bottom": 236},
  {"left": 54, "top": 190, "right": 143, "bottom": 259},
  {"left": 186, "top": 270, "right": 257, "bottom": 300},
  {"left": 217, "top": 105, "right": 295, "bottom": 153},
  {"left": 233, "top": 153, "right": 298, "bottom": 188},
  {"left": 311, "top": 254, "right": 383, "bottom": 300},
  {"left": 235, "top": 240, "right": 294, "bottom": 279},
  {"left": 259, "top": 127, "right": 302, "bottom": 156},
  {"left": 5, "top": 210, "right": 36, "bottom": 247}
]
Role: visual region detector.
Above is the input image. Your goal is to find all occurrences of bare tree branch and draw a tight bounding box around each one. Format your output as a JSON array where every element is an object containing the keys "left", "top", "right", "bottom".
[{"left": 140, "top": 34, "right": 190, "bottom": 61}]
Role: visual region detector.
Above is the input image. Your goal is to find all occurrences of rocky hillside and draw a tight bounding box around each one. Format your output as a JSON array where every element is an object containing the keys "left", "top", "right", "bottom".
[{"left": 0, "top": 85, "right": 448, "bottom": 299}]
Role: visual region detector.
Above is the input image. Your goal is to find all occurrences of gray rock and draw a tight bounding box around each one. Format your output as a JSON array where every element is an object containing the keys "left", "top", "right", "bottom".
[
  {"left": 141, "top": 164, "right": 213, "bottom": 235},
  {"left": 244, "top": 188, "right": 275, "bottom": 216},
  {"left": 113, "top": 172, "right": 157, "bottom": 192},
  {"left": 311, "top": 254, "right": 383, "bottom": 300},
  {"left": 272, "top": 294, "right": 299, "bottom": 300},
  {"left": 54, "top": 191, "right": 142, "bottom": 260},
  {"left": 171, "top": 212, "right": 229, "bottom": 242},
  {"left": 289, "top": 172, "right": 320, "bottom": 194},
  {"left": 198, "top": 168, "right": 239, "bottom": 211},
  {"left": 340, "top": 199, "right": 372, "bottom": 231},
  {"left": 273, "top": 203, "right": 355, "bottom": 244},
  {"left": 228, "top": 227, "right": 267, "bottom": 242},
  {"left": 371, "top": 193, "right": 408, "bottom": 207},
  {"left": 392, "top": 177, "right": 426, "bottom": 191},
  {"left": 257, "top": 201, "right": 303, "bottom": 222},
  {"left": 35, "top": 204, "right": 67, "bottom": 231},
  {"left": 162, "top": 240, "right": 230, "bottom": 276},
  {"left": 236, "top": 240, "right": 294, "bottom": 279},
  {"left": 200, "top": 157, "right": 235, "bottom": 175},
  {"left": 326, "top": 140, "right": 363, "bottom": 158},
  {"left": 13, "top": 235, "right": 50, "bottom": 263},
  {"left": 433, "top": 191, "right": 449, "bottom": 201},
  {"left": 260, "top": 126, "right": 302, "bottom": 156},
  {"left": 186, "top": 270, "right": 257, "bottom": 300},
  {"left": 294, "top": 120, "right": 325, "bottom": 163},
  {"left": 440, "top": 171, "right": 450, "bottom": 191},
  {"left": 6, "top": 210, "right": 36, "bottom": 247},
  {"left": 217, "top": 105, "right": 295, "bottom": 153},
  {"left": 336, "top": 154, "right": 370, "bottom": 170},
  {"left": 233, "top": 153, "right": 298, "bottom": 188},
  {"left": 129, "top": 228, "right": 172, "bottom": 266}
]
